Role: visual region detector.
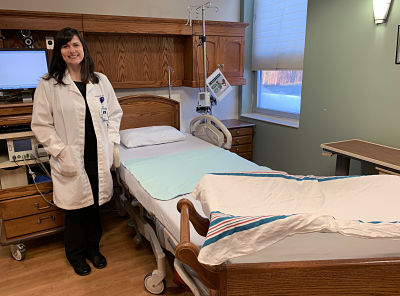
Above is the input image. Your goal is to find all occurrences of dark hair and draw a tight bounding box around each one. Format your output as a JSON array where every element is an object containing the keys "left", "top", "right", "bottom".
[{"left": 45, "top": 27, "right": 98, "bottom": 84}]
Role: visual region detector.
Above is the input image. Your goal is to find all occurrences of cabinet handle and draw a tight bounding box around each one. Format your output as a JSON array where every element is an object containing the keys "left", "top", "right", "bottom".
[
  {"left": 34, "top": 202, "right": 51, "bottom": 210},
  {"left": 235, "top": 130, "right": 240, "bottom": 135},
  {"left": 235, "top": 139, "right": 240, "bottom": 144},
  {"left": 37, "top": 215, "right": 56, "bottom": 224}
]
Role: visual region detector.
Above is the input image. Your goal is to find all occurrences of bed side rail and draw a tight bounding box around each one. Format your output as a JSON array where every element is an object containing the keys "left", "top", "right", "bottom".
[
  {"left": 177, "top": 199, "right": 209, "bottom": 237},
  {"left": 176, "top": 198, "right": 220, "bottom": 291}
]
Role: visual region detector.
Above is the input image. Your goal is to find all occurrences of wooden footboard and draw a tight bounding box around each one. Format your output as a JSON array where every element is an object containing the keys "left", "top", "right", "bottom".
[
  {"left": 176, "top": 199, "right": 221, "bottom": 291},
  {"left": 176, "top": 199, "right": 400, "bottom": 296}
]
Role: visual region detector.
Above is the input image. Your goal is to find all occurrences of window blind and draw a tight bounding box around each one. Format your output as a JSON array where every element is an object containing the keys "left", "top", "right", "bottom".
[{"left": 252, "top": 0, "right": 308, "bottom": 71}]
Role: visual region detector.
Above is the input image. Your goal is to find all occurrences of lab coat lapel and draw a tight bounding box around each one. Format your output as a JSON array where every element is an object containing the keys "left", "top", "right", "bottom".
[
  {"left": 87, "top": 81, "right": 94, "bottom": 95},
  {"left": 63, "top": 70, "right": 82, "bottom": 96}
]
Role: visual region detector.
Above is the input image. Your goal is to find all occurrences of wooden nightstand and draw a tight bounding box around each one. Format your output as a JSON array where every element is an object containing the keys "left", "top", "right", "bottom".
[
  {"left": 221, "top": 119, "right": 255, "bottom": 161},
  {"left": 0, "top": 182, "right": 64, "bottom": 260},
  {"left": 0, "top": 128, "right": 63, "bottom": 261}
]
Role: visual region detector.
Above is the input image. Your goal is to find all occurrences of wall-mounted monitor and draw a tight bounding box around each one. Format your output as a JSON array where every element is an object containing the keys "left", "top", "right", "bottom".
[{"left": 0, "top": 48, "right": 48, "bottom": 91}]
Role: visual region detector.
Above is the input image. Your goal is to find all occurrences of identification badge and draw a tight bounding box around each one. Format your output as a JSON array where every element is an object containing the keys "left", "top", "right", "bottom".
[{"left": 100, "top": 107, "right": 109, "bottom": 122}]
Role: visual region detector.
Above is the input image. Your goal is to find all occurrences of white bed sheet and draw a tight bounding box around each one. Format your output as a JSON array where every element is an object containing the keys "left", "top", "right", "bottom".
[{"left": 118, "top": 134, "right": 400, "bottom": 263}]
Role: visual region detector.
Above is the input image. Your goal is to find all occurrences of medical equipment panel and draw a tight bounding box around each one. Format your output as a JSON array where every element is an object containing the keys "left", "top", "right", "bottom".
[
  {"left": 6, "top": 136, "right": 46, "bottom": 162},
  {"left": 0, "top": 131, "right": 47, "bottom": 164}
]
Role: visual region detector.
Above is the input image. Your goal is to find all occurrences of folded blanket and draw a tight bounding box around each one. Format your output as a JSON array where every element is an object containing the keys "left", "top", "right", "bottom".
[{"left": 192, "top": 171, "right": 400, "bottom": 265}]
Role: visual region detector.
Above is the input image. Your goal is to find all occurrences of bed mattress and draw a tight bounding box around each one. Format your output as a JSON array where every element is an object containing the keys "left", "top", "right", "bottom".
[{"left": 118, "top": 134, "right": 400, "bottom": 263}]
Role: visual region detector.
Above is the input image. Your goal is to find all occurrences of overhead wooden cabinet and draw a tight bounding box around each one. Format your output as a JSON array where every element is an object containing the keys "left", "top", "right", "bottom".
[
  {"left": 0, "top": 9, "right": 248, "bottom": 89},
  {"left": 81, "top": 14, "right": 190, "bottom": 89},
  {"left": 184, "top": 21, "right": 247, "bottom": 87}
]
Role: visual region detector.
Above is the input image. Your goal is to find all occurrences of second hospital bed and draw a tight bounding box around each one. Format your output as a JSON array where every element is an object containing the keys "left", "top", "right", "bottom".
[{"left": 115, "top": 94, "right": 400, "bottom": 295}]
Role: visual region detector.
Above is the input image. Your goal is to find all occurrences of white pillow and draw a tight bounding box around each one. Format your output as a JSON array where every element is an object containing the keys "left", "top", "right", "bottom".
[{"left": 120, "top": 125, "right": 186, "bottom": 148}]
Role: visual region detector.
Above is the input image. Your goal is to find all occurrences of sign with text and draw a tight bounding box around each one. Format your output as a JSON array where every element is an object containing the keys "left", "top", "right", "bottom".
[{"left": 206, "top": 68, "right": 232, "bottom": 101}]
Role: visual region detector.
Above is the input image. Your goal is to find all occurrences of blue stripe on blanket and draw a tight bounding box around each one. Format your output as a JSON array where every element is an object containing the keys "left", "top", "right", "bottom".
[
  {"left": 202, "top": 212, "right": 400, "bottom": 249},
  {"left": 202, "top": 211, "right": 296, "bottom": 248},
  {"left": 357, "top": 220, "right": 400, "bottom": 224},
  {"left": 210, "top": 172, "right": 360, "bottom": 182}
]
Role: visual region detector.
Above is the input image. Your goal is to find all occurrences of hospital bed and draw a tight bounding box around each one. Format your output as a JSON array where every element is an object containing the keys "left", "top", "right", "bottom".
[{"left": 115, "top": 94, "right": 400, "bottom": 296}]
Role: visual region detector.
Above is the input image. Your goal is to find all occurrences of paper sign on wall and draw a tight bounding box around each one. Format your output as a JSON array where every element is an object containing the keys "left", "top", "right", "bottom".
[{"left": 206, "top": 68, "right": 232, "bottom": 101}]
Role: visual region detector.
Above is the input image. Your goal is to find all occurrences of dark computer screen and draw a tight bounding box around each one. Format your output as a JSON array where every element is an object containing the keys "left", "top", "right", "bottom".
[
  {"left": 13, "top": 138, "right": 32, "bottom": 152},
  {"left": 0, "top": 49, "right": 48, "bottom": 90}
]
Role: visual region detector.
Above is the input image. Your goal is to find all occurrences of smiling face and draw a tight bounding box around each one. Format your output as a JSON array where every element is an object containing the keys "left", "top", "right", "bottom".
[{"left": 60, "top": 35, "right": 84, "bottom": 68}]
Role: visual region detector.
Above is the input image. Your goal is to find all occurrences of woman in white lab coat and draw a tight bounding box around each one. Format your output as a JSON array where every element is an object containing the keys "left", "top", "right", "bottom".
[{"left": 31, "top": 27, "right": 122, "bottom": 276}]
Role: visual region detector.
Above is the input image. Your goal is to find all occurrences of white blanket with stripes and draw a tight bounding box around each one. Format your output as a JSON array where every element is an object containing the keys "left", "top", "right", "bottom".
[{"left": 192, "top": 171, "right": 400, "bottom": 265}]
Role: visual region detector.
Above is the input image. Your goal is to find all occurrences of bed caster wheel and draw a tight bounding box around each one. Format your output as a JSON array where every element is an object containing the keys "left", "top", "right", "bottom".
[
  {"left": 10, "top": 243, "right": 26, "bottom": 261},
  {"left": 144, "top": 272, "right": 166, "bottom": 294}
]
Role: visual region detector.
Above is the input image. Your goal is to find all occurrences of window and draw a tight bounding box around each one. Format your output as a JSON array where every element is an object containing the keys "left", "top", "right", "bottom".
[
  {"left": 250, "top": 0, "right": 308, "bottom": 125},
  {"left": 256, "top": 70, "right": 302, "bottom": 119}
]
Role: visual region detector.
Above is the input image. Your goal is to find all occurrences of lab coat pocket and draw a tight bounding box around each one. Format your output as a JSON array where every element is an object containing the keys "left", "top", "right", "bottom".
[{"left": 50, "top": 146, "right": 79, "bottom": 177}]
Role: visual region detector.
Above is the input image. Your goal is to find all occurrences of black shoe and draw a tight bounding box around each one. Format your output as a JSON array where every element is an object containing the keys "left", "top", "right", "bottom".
[
  {"left": 72, "top": 260, "right": 91, "bottom": 276},
  {"left": 87, "top": 252, "right": 107, "bottom": 269}
]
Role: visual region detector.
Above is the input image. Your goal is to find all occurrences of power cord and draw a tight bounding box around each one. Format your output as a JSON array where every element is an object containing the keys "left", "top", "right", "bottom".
[{"left": 23, "top": 156, "right": 55, "bottom": 207}]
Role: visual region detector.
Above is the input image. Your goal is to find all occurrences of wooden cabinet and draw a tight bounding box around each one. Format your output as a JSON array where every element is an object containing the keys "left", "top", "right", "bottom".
[
  {"left": 0, "top": 182, "right": 64, "bottom": 260},
  {"left": 184, "top": 35, "right": 218, "bottom": 87},
  {"left": 0, "top": 9, "right": 248, "bottom": 89},
  {"left": 184, "top": 35, "right": 245, "bottom": 87},
  {"left": 221, "top": 119, "right": 255, "bottom": 161},
  {"left": 219, "top": 36, "right": 245, "bottom": 84},
  {"left": 0, "top": 123, "right": 62, "bottom": 260},
  {"left": 184, "top": 21, "right": 247, "bottom": 87}
]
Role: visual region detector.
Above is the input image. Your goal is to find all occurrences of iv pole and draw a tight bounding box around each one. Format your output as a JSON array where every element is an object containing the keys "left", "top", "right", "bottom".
[
  {"left": 200, "top": 4, "right": 208, "bottom": 94},
  {"left": 187, "top": 2, "right": 219, "bottom": 114}
]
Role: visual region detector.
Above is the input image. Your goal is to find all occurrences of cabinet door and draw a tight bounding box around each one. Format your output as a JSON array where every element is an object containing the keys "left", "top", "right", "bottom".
[
  {"left": 194, "top": 35, "right": 218, "bottom": 82},
  {"left": 219, "top": 36, "right": 244, "bottom": 78}
]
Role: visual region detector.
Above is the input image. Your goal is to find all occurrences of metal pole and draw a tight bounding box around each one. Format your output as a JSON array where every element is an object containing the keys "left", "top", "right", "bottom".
[
  {"left": 168, "top": 66, "right": 172, "bottom": 99},
  {"left": 202, "top": 5, "right": 207, "bottom": 93}
]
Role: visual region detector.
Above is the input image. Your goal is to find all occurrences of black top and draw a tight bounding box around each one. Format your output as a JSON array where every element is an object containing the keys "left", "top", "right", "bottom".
[{"left": 74, "top": 81, "right": 98, "bottom": 175}]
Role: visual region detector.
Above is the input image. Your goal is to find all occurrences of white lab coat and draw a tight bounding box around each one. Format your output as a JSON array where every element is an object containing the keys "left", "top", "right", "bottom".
[{"left": 31, "top": 71, "right": 123, "bottom": 210}]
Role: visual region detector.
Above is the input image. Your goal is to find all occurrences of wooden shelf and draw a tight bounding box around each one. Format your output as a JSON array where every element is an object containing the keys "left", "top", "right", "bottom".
[{"left": 0, "top": 156, "right": 49, "bottom": 169}]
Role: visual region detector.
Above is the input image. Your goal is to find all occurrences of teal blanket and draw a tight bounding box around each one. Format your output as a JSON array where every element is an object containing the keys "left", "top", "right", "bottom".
[{"left": 123, "top": 146, "right": 269, "bottom": 200}]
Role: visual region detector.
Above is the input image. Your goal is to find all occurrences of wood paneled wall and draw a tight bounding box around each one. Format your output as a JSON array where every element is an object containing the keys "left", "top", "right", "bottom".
[{"left": 85, "top": 34, "right": 185, "bottom": 88}]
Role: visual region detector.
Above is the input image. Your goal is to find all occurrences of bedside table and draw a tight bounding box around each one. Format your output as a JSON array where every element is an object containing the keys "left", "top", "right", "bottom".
[
  {"left": 0, "top": 182, "right": 64, "bottom": 260},
  {"left": 221, "top": 119, "right": 255, "bottom": 161}
]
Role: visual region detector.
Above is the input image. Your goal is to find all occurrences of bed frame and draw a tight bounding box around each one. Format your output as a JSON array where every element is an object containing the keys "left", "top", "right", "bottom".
[
  {"left": 176, "top": 198, "right": 400, "bottom": 295},
  {"left": 117, "top": 94, "right": 400, "bottom": 295}
]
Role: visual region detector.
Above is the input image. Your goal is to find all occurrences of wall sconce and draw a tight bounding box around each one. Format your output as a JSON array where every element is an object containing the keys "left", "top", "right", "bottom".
[{"left": 373, "top": 0, "right": 392, "bottom": 24}]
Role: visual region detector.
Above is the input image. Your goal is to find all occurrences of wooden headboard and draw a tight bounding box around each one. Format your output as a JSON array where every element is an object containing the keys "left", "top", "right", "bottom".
[{"left": 118, "top": 94, "right": 180, "bottom": 130}]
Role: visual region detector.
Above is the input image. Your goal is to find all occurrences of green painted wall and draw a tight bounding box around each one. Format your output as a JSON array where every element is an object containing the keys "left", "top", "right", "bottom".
[{"left": 241, "top": 0, "right": 400, "bottom": 175}]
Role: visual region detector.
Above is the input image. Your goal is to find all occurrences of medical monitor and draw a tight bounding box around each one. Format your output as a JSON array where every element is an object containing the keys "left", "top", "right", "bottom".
[{"left": 0, "top": 48, "right": 48, "bottom": 91}]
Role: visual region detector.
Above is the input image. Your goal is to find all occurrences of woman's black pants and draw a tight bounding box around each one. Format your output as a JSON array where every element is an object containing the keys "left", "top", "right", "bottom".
[{"left": 64, "top": 173, "right": 102, "bottom": 265}]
